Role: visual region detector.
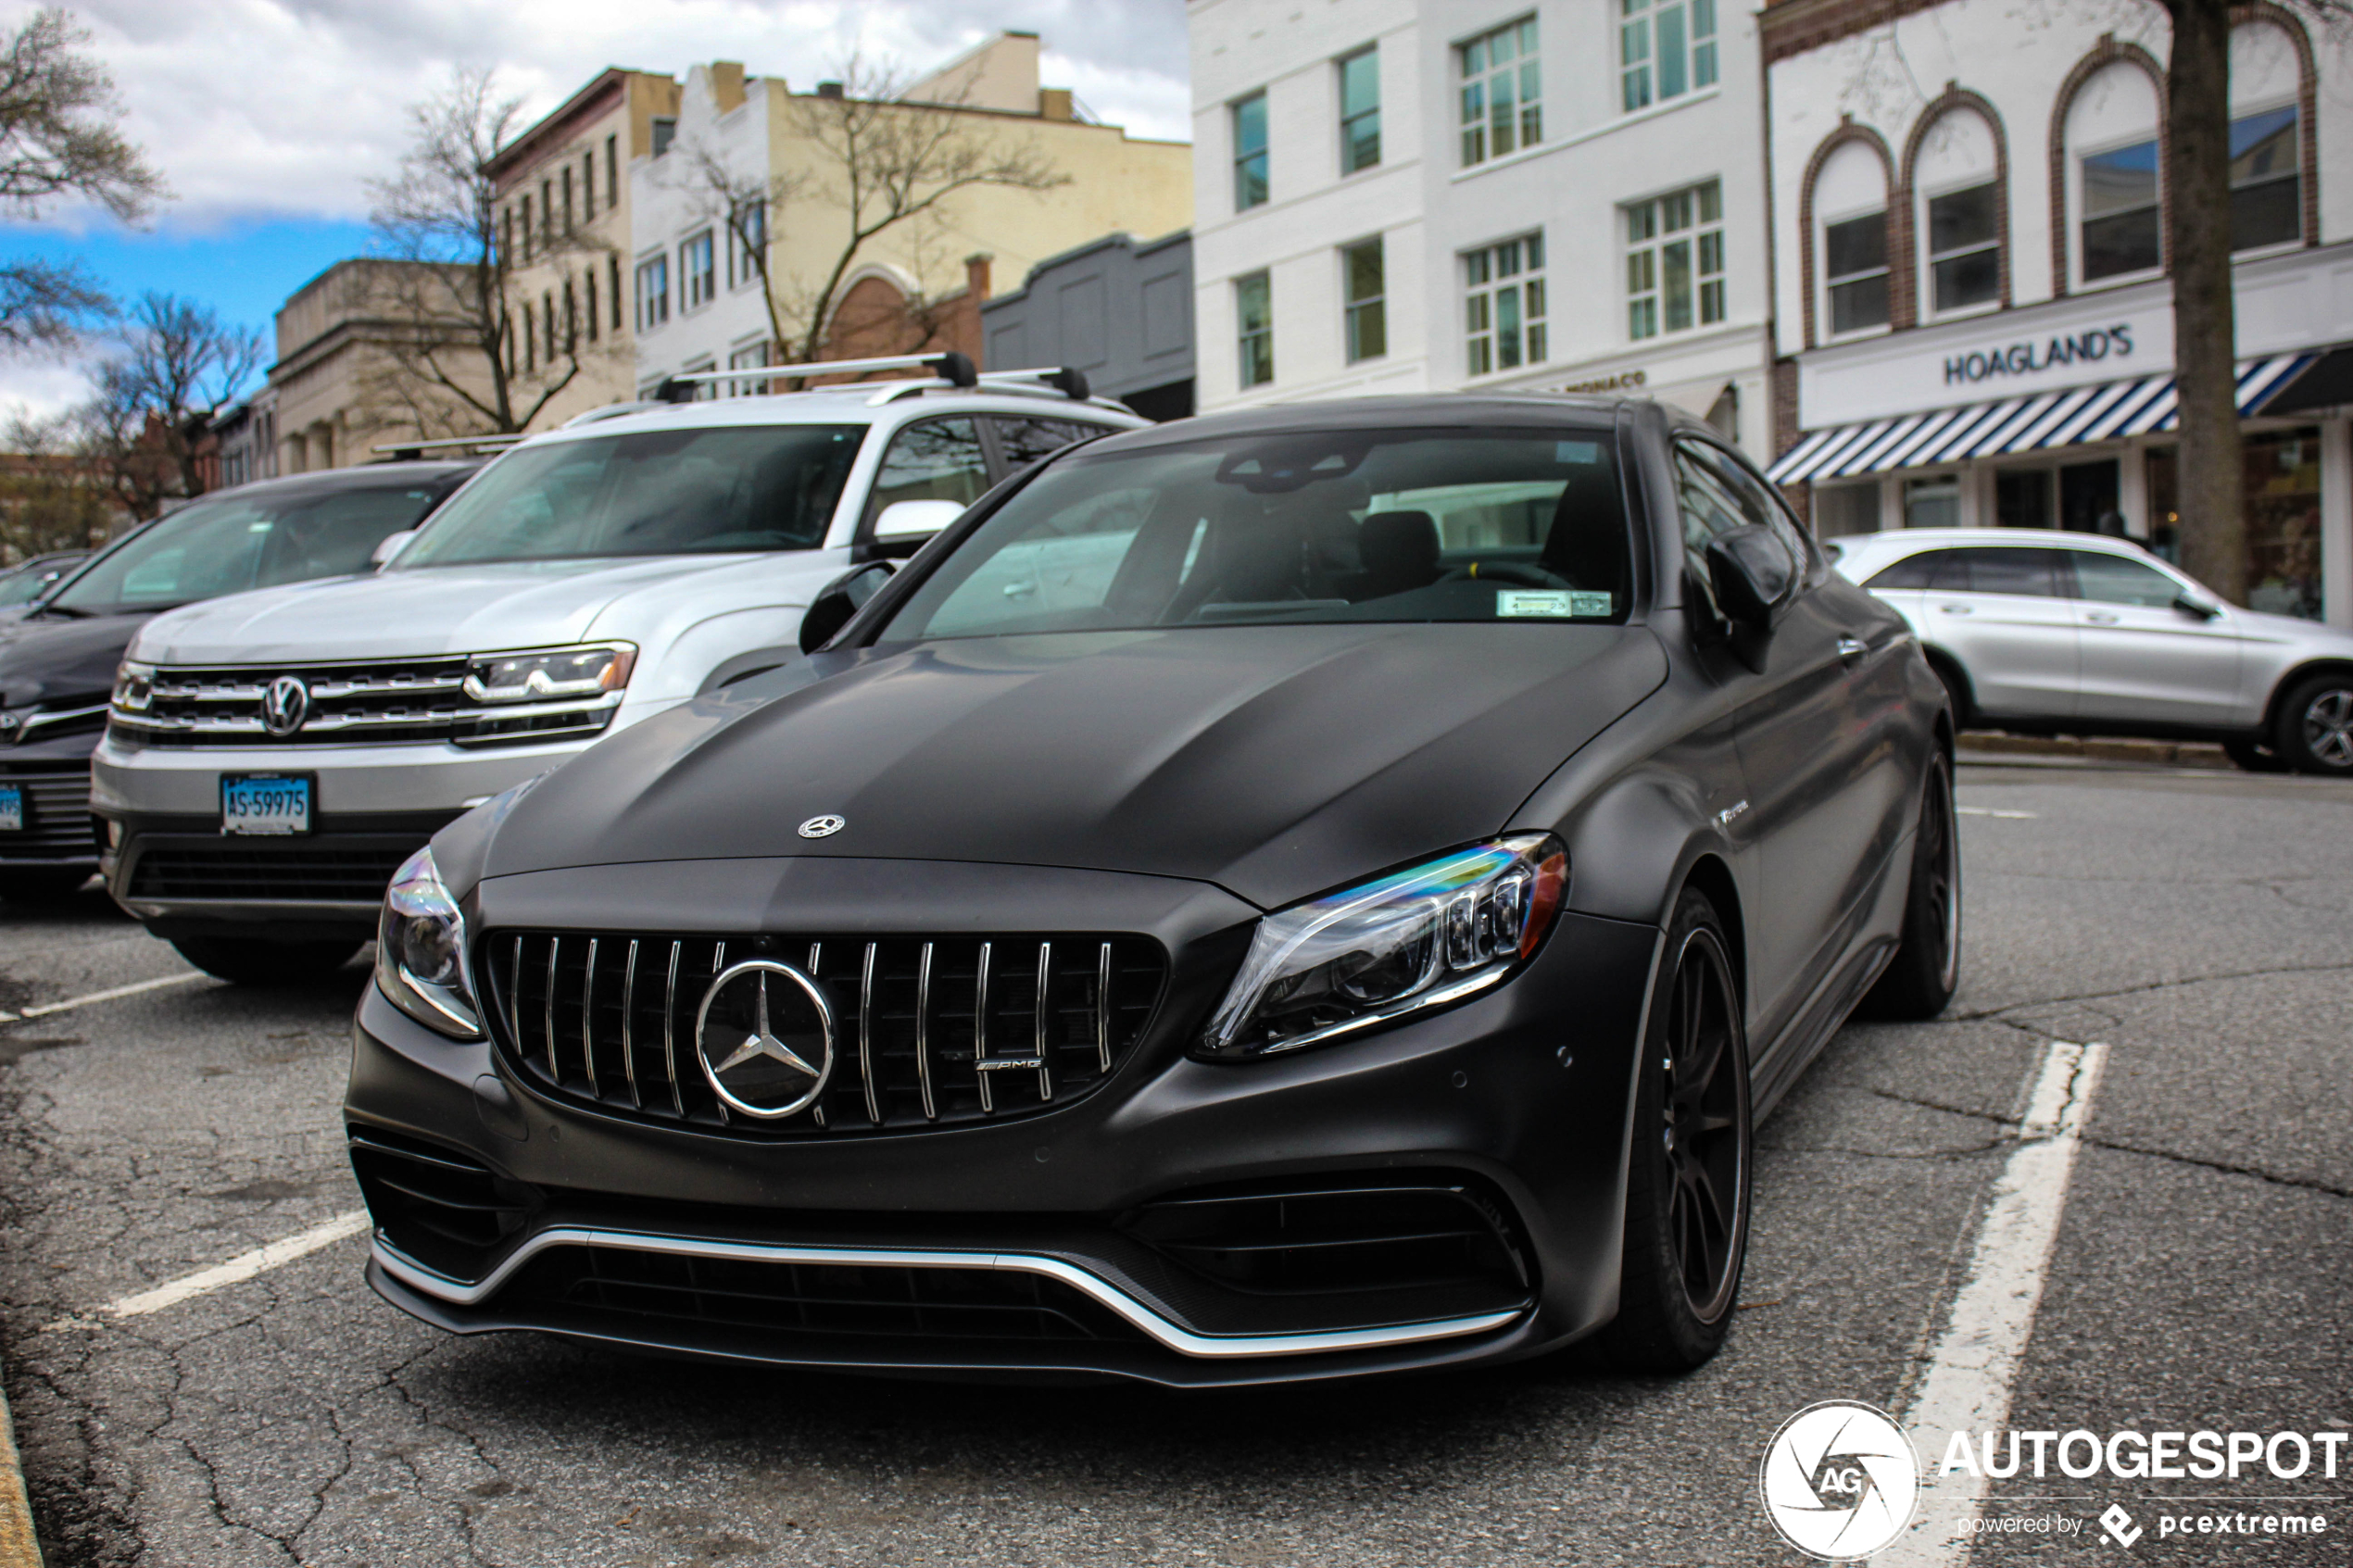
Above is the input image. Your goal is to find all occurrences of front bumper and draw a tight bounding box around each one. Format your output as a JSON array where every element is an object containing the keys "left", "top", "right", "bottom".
[
  {"left": 344, "top": 856, "right": 1661, "bottom": 1386},
  {"left": 91, "top": 731, "right": 595, "bottom": 940},
  {"left": 0, "top": 728, "right": 103, "bottom": 872}
]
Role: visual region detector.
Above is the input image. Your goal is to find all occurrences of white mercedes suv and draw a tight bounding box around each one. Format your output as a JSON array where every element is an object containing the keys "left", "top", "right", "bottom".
[{"left": 95, "top": 356, "right": 1144, "bottom": 981}]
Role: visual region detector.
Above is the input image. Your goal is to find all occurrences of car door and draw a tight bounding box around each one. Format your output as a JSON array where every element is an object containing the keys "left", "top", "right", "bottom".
[
  {"left": 1919, "top": 546, "right": 2077, "bottom": 721},
  {"left": 1675, "top": 440, "right": 1888, "bottom": 1050},
  {"left": 861, "top": 416, "right": 993, "bottom": 558},
  {"left": 2060, "top": 547, "right": 2244, "bottom": 729}
]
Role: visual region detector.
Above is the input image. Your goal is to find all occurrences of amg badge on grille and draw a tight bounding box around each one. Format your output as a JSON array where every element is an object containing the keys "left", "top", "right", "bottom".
[{"left": 693, "top": 960, "right": 836, "bottom": 1118}]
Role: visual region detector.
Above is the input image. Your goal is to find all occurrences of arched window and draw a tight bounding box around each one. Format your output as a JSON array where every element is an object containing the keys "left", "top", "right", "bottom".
[
  {"left": 2064, "top": 61, "right": 2164, "bottom": 286},
  {"left": 1815, "top": 139, "right": 1892, "bottom": 337},
  {"left": 1912, "top": 107, "right": 2002, "bottom": 317},
  {"left": 2228, "top": 19, "right": 2306, "bottom": 253}
]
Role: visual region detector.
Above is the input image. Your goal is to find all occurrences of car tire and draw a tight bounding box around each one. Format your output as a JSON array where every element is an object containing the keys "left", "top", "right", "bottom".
[
  {"left": 2273, "top": 673, "right": 2353, "bottom": 777},
  {"left": 170, "top": 936, "right": 361, "bottom": 986},
  {"left": 1584, "top": 886, "right": 1752, "bottom": 1374},
  {"left": 1928, "top": 658, "right": 1972, "bottom": 729},
  {"left": 1858, "top": 748, "right": 1961, "bottom": 1021},
  {"left": 0, "top": 868, "right": 91, "bottom": 903},
  {"left": 2222, "top": 737, "right": 2289, "bottom": 773}
]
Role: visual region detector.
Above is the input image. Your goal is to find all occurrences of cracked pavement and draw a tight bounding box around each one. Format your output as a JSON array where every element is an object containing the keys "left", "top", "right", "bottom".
[{"left": 2, "top": 759, "right": 2348, "bottom": 1565}]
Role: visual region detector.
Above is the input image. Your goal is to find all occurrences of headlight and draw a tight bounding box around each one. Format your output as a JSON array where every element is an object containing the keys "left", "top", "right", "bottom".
[
  {"left": 1201, "top": 834, "right": 1567, "bottom": 1060},
  {"left": 111, "top": 659, "right": 155, "bottom": 713},
  {"left": 375, "top": 846, "right": 484, "bottom": 1039},
  {"left": 462, "top": 643, "right": 635, "bottom": 704}
]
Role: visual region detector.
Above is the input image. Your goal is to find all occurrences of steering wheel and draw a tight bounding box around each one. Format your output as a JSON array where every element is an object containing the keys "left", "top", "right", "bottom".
[{"left": 1440, "top": 560, "right": 1572, "bottom": 589}]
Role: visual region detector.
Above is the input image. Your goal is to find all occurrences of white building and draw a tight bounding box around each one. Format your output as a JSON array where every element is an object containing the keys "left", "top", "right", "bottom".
[
  {"left": 1187, "top": 0, "right": 1774, "bottom": 458},
  {"left": 1762, "top": 0, "right": 2353, "bottom": 626}
]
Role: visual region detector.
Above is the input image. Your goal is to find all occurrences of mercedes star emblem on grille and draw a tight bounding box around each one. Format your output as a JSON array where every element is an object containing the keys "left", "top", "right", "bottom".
[
  {"left": 693, "top": 960, "right": 836, "bottom": 1118},
  {"left": 798, "top": 814, "right": 846, "bottom": 838},
  {"left": 260, "top": 674, "right": 311, "bottom": 737}
]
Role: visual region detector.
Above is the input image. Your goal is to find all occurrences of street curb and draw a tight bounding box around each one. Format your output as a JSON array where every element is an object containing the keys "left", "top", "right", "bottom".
[
  {"left": 1957, "top": 730, "right": 2235, "bottom": 771},
  {"left": 0, "top": 1365, "right": 43, "bottom": 1568}
]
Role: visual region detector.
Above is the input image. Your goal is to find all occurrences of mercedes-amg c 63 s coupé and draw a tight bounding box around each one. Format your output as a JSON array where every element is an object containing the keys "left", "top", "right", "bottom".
[{"left": 346, "top": 395, "right": 1960, "bottom": 1386}]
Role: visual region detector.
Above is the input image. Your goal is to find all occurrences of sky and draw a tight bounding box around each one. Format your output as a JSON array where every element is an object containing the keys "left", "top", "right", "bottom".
[{"left": 0, "top": 0, "right": 1193, "bottom": 419}]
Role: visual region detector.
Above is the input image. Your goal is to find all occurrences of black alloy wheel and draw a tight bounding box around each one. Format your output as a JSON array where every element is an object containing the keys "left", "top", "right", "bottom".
[
  {"left": 2277, "top": 673, "right": 2353, "bottom": 777},
  {"left": 1861, "top": 747, "right": 1961, "bottom": 1020},
  {"left": 1586, "top": 887, "right": 1752, "bottom": 1373}
]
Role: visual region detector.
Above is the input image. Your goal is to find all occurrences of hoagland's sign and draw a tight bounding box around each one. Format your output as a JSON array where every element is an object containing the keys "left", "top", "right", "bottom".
[{"left": 1944, "top": 324, "right": 2134, "bottom": 385}]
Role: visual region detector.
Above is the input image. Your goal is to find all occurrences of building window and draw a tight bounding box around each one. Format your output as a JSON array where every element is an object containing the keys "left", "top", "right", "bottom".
[
  {"left": 561, "top": 167, "right": 573, "bottom": 232},
  {"left": 1232, "top": 92, "right": 1268, "bottom": 211},
  {"left": 1465, "top": 232, "right": 1546, "bottom": 375},
  {"left": 2231, "top": 105, "right": 2299, "bottom": 252},
  {"left": 682, "top": 230, "right": 716, "bottom": 309},
  {"left": 605, "top": 134, "right": 618, "bottom": 206},
  {"left": 519, "top": 194, "right": 532, "bottom": 263},
  {"left": 1619, "top": 0, "right": 1717, "bottom": 114},
  {"left": 651, "top": 117, "right": 677, "bottom": 157},
  {"left": 1926, "top": 182, "right": 1999, "bottom": 313},
  {"left": 635, "top": 254, "right": 669, "bottom": 331},
  {"left": 541, "top": 180, "right": 554, "bottom": 244},
  {"left": 501, "top": 207, "right": 514, "bottom": 265},
  {"left": 1906, "top": 475, "right": 1960, "bottom": 530},
  {"left": 582, "top": 149, "right": 594, "bottom": 220},
  {"left": 522, "top": 299, "right": 535, "bottom": 371},
  {"left": 1236, "top": 271, "right": 1274, "bottom": 388},
  {"left": 727, "top": 340, "right": 773, "bottom": 395},
  {"left": 1342, "top": 237, "right": 1386, "bottom": 362},
  {"left": 1628, "top": 182, "right": 1724, "bottom": 341},
  {"left": 730, "top": 198, "right": 767, "bottom": 286},
  {"left": 1822, "top": 208, "right": 1889, "bottom": 334},
  {"left": 1459, "top": 17, "right": 1539, "bottom": 167},
  {"left": 543, "top": 290, "right": 557, "bottom": 360},
  {"left": 585, "top": 270, "right": 598, "bottom": 342},
  {"left": 1340, "top": 47, "right": 1379, "bottom": 175},
  {"left": 2081, "top": 139, "right": 2160, "bottom": 281},
  {"left": 610, "top": 255, "right": 623, "bottom": 331},
  {"left": 562, "top": 278, "right": 577, "bottom": 350}
]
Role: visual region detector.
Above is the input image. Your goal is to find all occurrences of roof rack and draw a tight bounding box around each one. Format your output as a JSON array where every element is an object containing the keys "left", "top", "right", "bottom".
[
  {"left": 652, "top": 354, "right": 1096, "bottom": 404},
  {"left": 371, "top": 433, "right": 527, "bottom": 458}
]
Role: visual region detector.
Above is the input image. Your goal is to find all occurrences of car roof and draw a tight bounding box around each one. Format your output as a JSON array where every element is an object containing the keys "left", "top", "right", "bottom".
[
  {"left": 1836, "top": 528, "right": 2158, "bottom": 557},
  {"left": 521, "top": 385, "right": 1145, "bottom": 449},
  {"left": 1076, "top": 393, "right": 1631, "bottom": 456},
  {"left": 197, "top": 462, "right": 480, "bottom": 499}
]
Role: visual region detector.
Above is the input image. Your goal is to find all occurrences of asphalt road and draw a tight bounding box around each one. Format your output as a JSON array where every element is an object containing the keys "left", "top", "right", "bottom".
[{"left": 1, "top": 759, "right": 2347, "bottom": 1567}]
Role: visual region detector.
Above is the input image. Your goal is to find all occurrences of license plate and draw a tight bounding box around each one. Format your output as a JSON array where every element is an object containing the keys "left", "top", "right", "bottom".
[
  {"left": 0, "top": 784, "right": 19, "bottom": 832},
  {"left": 220, "top": 773, "right": 312, "bottom": 836}
]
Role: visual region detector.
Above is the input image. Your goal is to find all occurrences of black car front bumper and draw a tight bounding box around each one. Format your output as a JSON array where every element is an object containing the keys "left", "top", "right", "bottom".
[
  {"left": 344, "top": 856, "right": 1661, "bottom": 1386},
  {"left": 0, "top": 729, "right": 104, "bottom": 875}
]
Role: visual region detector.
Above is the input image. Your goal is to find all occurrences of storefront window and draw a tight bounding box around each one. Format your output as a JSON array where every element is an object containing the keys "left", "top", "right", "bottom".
[
  {"left": 1996, "top": 469, "right": 2051, "bottom": 529},
  {"left": 1905, "top": 475, "right": 1958, "bottom": 529},
  {"left": 2059, "top": 458, "right": 2122, "bottom": 534},
  {"left": 2246, "top": 428, "right": 2322, "bottom": 620},
  {"left": 1815, "top": 481, "right": 1881, "bottom": 537}
]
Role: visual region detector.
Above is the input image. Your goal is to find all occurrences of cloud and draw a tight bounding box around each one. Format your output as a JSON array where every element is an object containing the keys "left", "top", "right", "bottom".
[{"left": 42, "top": 0, "right": 1192, "bottom": 230}]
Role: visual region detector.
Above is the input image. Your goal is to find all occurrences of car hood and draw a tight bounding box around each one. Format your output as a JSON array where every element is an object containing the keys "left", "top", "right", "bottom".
[
  {"left": 474, "top": 623, "right": 1668, "bottom": 910},
  {"left": 128, "top": 556, "right": 784, "bottom": 665},
  {"left": 0, "top": 611, "right": 150, "bottom": 709}
]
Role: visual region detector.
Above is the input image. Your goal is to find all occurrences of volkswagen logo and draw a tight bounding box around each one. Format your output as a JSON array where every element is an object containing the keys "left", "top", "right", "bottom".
[
  {"left": 260, "top": 674, "right": 311, "bottom": 737},
  {"left": 693, "top": 960, "right": 835, "bottom": 1119},
  {"left": 798, "top": 814, "right": 846, "bottom": 839}
]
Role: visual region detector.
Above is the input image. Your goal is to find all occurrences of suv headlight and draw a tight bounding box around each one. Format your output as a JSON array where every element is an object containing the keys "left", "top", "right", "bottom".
[
  {"left": 1200, "top": 834, "right": 1567, "bottom": 1060},
  {"left": 375, "top": 846, "right": 484, "bottom": 1039},
  {"left": 111, "top": 659, "right": 155, "bottom": 713},
  {"left": 462, "top": 644, "right": 635, "bottom": 704}
]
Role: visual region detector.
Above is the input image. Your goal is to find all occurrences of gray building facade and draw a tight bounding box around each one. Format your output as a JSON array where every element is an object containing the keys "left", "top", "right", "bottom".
[{"left": 981, "top": 230, "right": 1194, "bottom": 420}]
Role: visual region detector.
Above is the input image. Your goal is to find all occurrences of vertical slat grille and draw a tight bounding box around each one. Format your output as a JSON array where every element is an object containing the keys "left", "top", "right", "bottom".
[{"left": 489, "top": 930, "right": 1164, "bottom": 1136}]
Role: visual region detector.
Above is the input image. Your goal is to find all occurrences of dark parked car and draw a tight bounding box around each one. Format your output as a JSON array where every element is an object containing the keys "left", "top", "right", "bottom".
[
  {"left": 0, "top": 550, "right": 93, "bottom": 621},
  {"left": 348, "top": 396, "right": 1957, "bottom": 1386},
  {"left": 0, "top": 463, "right": 477, "bottom": 902}
]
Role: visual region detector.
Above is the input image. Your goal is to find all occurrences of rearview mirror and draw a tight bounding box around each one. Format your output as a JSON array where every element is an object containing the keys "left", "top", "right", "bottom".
[
  {"left": 371, "top": 530, "right": 417, "bottom": 568},
  {"left": 1705, "top": 525, "right": 1797, "bottom": 631},
  {"left": 799, "top": 561, "right": 896, "bottom": 654},
  {"left": 2173, "top": 591, "right": 2221, "bottom": 620}
]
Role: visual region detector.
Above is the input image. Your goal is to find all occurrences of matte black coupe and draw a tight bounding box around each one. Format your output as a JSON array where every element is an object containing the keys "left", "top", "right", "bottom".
[{"left": 347, "top": 396, "right": 1957, "bottom": 1386}]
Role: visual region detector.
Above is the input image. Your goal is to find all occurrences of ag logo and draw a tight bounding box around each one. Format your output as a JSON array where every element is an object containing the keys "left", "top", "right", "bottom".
[{"left": 1758, "top": 1401, "right": 1920, "bottom": 1561}]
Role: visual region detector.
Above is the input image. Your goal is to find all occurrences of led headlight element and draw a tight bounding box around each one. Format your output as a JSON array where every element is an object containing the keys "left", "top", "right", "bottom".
[
  {"left": 111, "top": 659, "right": 155, "bottom": 713},
  {"left": 462, "top": 644, "right": 635, "bottom": 704},
  {"left": 1202, "top": 834, "right": 1567, "bottom": 1059},
  {"left": 375, "top": 846, "right": 484, "bottom": 1039}
]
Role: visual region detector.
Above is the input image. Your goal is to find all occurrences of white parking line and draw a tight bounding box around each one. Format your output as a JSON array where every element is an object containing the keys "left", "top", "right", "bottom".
[
  {"left": 1955, "top": 807, "right": 2038, "bottom": 820},
  {"left": 1878, "top": 1038, "right": 2109, "bottom": 1565},
  {"left": 0, "top": 971, "right": 208, "bottom": 1022},
  {"left": 44, "top": 1210, "right": 371, "bottom": 1331}
]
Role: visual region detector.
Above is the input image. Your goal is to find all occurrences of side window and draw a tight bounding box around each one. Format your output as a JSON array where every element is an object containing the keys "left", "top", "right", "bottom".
[
  {"left": 1933, "top": 547, "right": 2057, "bottom": 596},
  {"left": 1689, "top": 442, "right": 1812, "bottom": 567},
  {"left": 2067, "top": 550, "right": 2178, "bottom": 608},
  {"left": 1673, "top": 441, "right": 1806, "bottom": 583},
  {"left": 993, "top": 416, "right": 1109, "bottom": 472},
  {"left": 1864, "top": 550, "right": 1947, "bottom": 590},
  {"left": 868, "top": 418, "right": 989, "bottom": 533}
]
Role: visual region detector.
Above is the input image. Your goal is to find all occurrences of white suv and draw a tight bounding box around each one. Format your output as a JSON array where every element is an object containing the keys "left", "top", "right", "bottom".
[{"left": 95, "top": 357, "right": 1145, "bottom": 981}]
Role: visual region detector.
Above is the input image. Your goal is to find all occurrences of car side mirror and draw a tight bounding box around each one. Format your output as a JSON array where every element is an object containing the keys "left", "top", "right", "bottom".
[
  {"left": 1705, "top": 525, "right": 1797, "bottom": 632},
  {"left": 799, "top": 561, "right": 896, "bottom": 654},
  {"left": 2173, "top": 591, "right": 2221, "bottom": 620},
  {"left": 874, "top": 499, "right": 964, "bottom": 543},
  {"left": 371, "top": 530, "right": 418, "bottom": 569}
]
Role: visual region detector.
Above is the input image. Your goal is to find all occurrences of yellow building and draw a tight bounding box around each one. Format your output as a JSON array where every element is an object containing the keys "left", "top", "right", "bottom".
[{"left": 271, "top": 258, "right": 487, "bottom": 472}]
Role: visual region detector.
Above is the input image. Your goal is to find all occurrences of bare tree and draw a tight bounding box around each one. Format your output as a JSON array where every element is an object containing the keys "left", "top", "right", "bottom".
[
  {"left": 77, "top": 291, "right": 262, "bottom": 518},
  {"left": 678, "top": 57, "right": 1065, "bottom": 386},
  {"left": 0, "top": 406, "right": 125, "bottom": 558},
  {"left": 362, "top": 68, "right": 615, "bottom": 435},
  {"left": 0, "top": 7, "right": 166, "bottom": 356}
]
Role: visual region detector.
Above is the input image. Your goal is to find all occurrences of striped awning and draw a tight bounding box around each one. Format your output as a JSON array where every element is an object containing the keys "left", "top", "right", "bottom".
[{"left": 1767, "top": 353, "right": 2318, "bottom": 484}]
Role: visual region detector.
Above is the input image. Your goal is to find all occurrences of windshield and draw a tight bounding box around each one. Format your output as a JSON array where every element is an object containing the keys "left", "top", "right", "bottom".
[
  {"left": 878, "top": 427, "right": 1631, "bottom": 643},
  {"left": 50, "top": 483, "right": 447, "bottom": 616},
  {"left": 396, "top": 424, "right": 864, "bottom": 568},
  {"left": 0, "top": 560, "right": 73, "bottom": 606}
]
